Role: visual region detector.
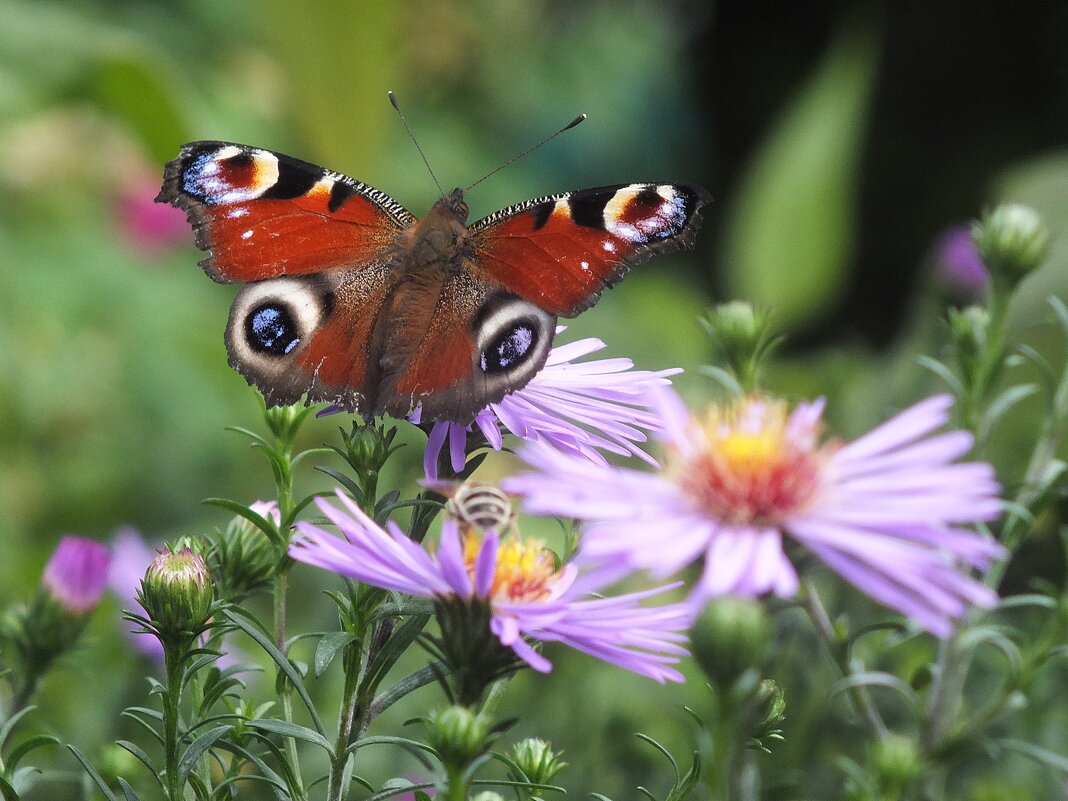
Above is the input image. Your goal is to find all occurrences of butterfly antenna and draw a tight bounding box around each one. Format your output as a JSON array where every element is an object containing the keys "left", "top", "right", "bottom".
[
  {"left": 389, "top": 90, "right": 446, "bottom": 199},
  {"left": 465, "top": 113, "right": 587, "bottom": 192}
]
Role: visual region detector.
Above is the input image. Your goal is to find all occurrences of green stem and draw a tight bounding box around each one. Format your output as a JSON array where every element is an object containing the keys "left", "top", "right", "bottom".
[
  {"left": 326, "top": 646, "right": 364, "bottom": 801},
  {"left": 800, "top": 578, "right": 888, "bottom": 739},
  {"left": 442, "top": 766, "right": 471, "bottom": 801},
  {"left": 163, "top": 647, "right": 185, "bottom": 801},
  {"left": 273, "top": 569, "right": 306, "bottom": 800}
]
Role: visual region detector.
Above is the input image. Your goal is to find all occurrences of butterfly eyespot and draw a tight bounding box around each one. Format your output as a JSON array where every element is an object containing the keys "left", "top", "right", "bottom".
[
  {"left": 480, "top": 323, "right": 537, "bottom": 374},
  {"left": 246, "top": 303, "right": 301, "bottom": 356}
]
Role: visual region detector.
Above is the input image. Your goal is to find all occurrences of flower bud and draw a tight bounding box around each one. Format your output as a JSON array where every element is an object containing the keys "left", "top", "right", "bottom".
[
  {"left": 690, "top": 597, "right": 770, "bottom": 689},
  {"left": 509, "top": 738, "right": 567, "bottom": 786},
  {"left": 138, "top": 546, "right": 214, "bottom": 643},
  {"left": 424, "top": 706, "right": 491, "bottom": 772},
  {"left": 869, "top": 733, "right": 924, "bottom": 795},
  {"left": 946, "top": 305, "right": 989, "bottom": 387},
  {"left": 972, "top": 204, "right": 1049, "bottom": 285},
  {"left": 700, "top": 302, "right": 780, "bottom": 393},
  {"left": 209, "top": 501, "right": 280, "bottom": 600},
  {"left": 933, "top": 226, "right": 988, "bottom": 301},
  {"left": 263, "top": 402, "right": 314, "bottom": 444},
  {"left": 337, "top": 420, "right": 402, "bottom": 487},
  {"left": 41, "top": 536, "right": 110, "bottom": 615}
]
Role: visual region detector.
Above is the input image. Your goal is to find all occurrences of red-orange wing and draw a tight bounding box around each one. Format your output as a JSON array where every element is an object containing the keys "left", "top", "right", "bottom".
[
  {"left": 157, "top": 141, "right": 414, "bottom": 282},
  {"left": 469, "top": 183, "right": 710, "bottom": 317}
]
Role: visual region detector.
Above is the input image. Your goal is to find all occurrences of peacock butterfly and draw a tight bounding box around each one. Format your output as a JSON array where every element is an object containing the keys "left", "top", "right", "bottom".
[{"left": 156, "top": 140, "right": 709, "bottom": 423}]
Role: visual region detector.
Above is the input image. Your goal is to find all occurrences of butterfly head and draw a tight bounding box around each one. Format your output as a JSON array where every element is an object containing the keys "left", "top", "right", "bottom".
[{"left": 436, "top": 187, "right": 469, "bottom": 223}]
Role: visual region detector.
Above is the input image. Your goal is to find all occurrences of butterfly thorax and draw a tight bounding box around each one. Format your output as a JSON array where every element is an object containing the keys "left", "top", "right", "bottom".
[{"left": 404, "top": 188, "right": 472, "bottom": 270}]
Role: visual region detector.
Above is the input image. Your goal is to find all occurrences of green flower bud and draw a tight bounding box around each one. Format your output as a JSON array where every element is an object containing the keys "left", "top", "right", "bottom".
[
  {"left": 510, "top": 738, "right": 567, "bottom": 786},
  {"left": 263, "top": 402, "right": 315, "bottom": 445},
  {"left": 869, "top": 733, "right": 923, "bottom": 795},
  {"left": 690, "top": 597, "right": 770, "bottom": 689},
  {"left": 946, "top": 305, "right": 989, "bottom": 386},
  {"left": 424, "top": 706, "right": 491, "bottom": 773},
  {"left": 972, "top": 204, "right": 1050, "bottom": 285},
  {"left": 471, "top": 793, "right": 505, "bottom": 801},
  {"left": 208, "top": 501, "right": 280, "bottom": 600},
  {"left": 700, "top": 302, "right": 780, "bottom": 394},
  {"left": 138, "top": 546, "right": 214, "bottom": 644},
  {"left": 749, "top": 679, "right": 787, "bottom": 750}
]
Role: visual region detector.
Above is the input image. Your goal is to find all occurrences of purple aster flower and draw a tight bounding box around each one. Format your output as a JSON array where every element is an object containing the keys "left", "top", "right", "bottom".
[
  {"left": 42, "top": 536, "right": 111, "bottom": 615},
  {"left": 934, "top": 225, "right": 989, "bottom": 299},
  {"left": 109, "top": 528, "right": 166, "bottom": 659},
  {"left": 416, "top": 330, "right": 681, "bottom": 479},
  {"left": 290, "top": 491, "right": 690, "bottom": 682},
  {"left": 505, "top": 389, "right": 1005, "bottom": 638}
]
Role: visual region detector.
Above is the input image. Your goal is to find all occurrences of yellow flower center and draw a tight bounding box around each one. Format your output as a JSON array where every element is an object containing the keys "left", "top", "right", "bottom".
[
  {"left": 462, "top": 532, "right": 560, "bottom": 603},
  {"left": 675, "top": 397, "right": 826, "bottom": 526}
]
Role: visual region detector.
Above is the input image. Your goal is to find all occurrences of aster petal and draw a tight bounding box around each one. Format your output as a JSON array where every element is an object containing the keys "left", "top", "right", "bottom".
[
  {"left": 834, "top": 431, "right": 976, "bottom": 478},
  {"left": 834, "top": 395, "right": 954, "bottom": 464},
  {"left": 424, "top": 421, "right": 449, "bottom": 481},
  {"left": 647, "top": 384, "right": 696, "bottom": 454},
  {"left": 474, "top": 531, "right": 499, "bottom": 598},
  {"left": 491, "top": 616, "right": 553, "bottom": 673},
  {"left": 449, "top": 423, "right": 468, "bottom": 473},
  {"left": 696, "top": 526, "right": 796, "bottom": 599},
  {"left": 437, "top": 520, "right": 474, "bottom": 598}
]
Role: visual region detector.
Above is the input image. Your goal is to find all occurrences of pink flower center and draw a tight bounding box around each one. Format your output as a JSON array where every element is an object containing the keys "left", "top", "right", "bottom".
[{"left": 675, "top": 398, "right": 826, "bottom": 526}]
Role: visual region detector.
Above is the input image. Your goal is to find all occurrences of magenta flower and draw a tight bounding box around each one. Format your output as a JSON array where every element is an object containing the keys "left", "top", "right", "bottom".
[
  {"left": 416, "top": 331, "right": 681, "bottom": 479},
  {"left": 505, "top": 390, "right": 1005, "bottom": 638},
  {"left": 291, "top": 492, "right": 690, "bottom": 682},
  {"left": 42, "top": 536, "right": 111, "bottom": 615},
  {"left": 114, "top": 172, "right": 189, "bottom": 254},
  {"left": 934, "top": 225, "right": 989, "bottom": 299},
  {"left": 109, "top": 528, "right": 166, "bottom": 659}
]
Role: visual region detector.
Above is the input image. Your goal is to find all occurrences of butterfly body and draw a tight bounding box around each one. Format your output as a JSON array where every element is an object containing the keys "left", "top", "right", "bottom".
[{"left": 158, "top": 141, "right": 709, "bottom": 422}]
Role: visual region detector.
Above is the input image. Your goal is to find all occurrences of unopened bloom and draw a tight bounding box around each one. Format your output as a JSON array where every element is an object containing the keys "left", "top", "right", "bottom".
[
  {"left": 417, "top": 332, "right": 680, "bottom": 479},
  {"left": 506, "top": 390, "right": 1005, "bottom": 638},
  {"left": 291, "top": 492, "right": 689, "bottom": 682},
  {"left": 42, "top": 536, "right": 111, "bottom": 615},
  {"left": 138, "top": 547, "right": 214, "bottom": 642}
]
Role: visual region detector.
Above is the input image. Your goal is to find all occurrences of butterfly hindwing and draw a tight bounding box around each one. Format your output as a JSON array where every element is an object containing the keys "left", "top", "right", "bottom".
[
  {"left": 156, "top": 141, "right": 415, "bottom": 282},
  {"left": 469, "top": 183, "right": 710, "bottom": 317}
]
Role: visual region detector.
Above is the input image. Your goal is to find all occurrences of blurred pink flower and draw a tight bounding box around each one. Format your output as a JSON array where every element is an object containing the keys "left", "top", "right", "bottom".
[
  {"left": 934, "top": 225, "right": 988, "bottom": 299},
  {"left": 115, "top": 174, "right": 188, "bottom": 253},
  {"left": 42, "top": 536, "right": 111, "bottom": 615}
]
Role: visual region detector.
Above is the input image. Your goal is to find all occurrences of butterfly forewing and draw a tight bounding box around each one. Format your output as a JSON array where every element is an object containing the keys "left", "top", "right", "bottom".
[
  {"left": 469, "top": 183, "right": 710, "bottom": 317},
  {"left": 156, "top": 141, "right": 414, "bottom": 282}
]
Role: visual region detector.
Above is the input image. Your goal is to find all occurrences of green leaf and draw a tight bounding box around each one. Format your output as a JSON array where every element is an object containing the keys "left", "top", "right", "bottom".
[
  {"left": 246, "top": 719, "right": 333, "bottom": 753},
  {"left": 66, "top": 745, "right": 119, "bottom": 801},
  {"left": 0, "top": 706, "right": 36, "bottom": 750},
  {"left": 117, "top": 777, "right": 143, "bottom": 801},
  {"left": 224, "top": 608, "right": 326, "bottom": 736},
  {"left": 177, "top": 725, "right": 233, "bottom": 789},
  {"left": 116, "top": 741, "right": 164, "bottom": 792},
  {"left": 361, "top": 614, "right": 431, "bottom": 697},
  {"left": 721, "top": 15, "right": 880, "bottom": 327},
  {"left": 6, "top": 734, "right": 58, "bottom": 772},
  {"left": 996, "top": 738, "right": 1068, "bottom": 773},
  {"left": 0, "top": 774, "right": 17, "bottom": 801},
  {"left": 314, "top": 631, "right": 358, "bottom": 678}
]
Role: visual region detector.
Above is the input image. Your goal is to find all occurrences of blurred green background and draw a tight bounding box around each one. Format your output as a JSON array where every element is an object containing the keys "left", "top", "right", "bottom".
[{"left": 2, "top": 1, "right": 1068, "bottom": 798}]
